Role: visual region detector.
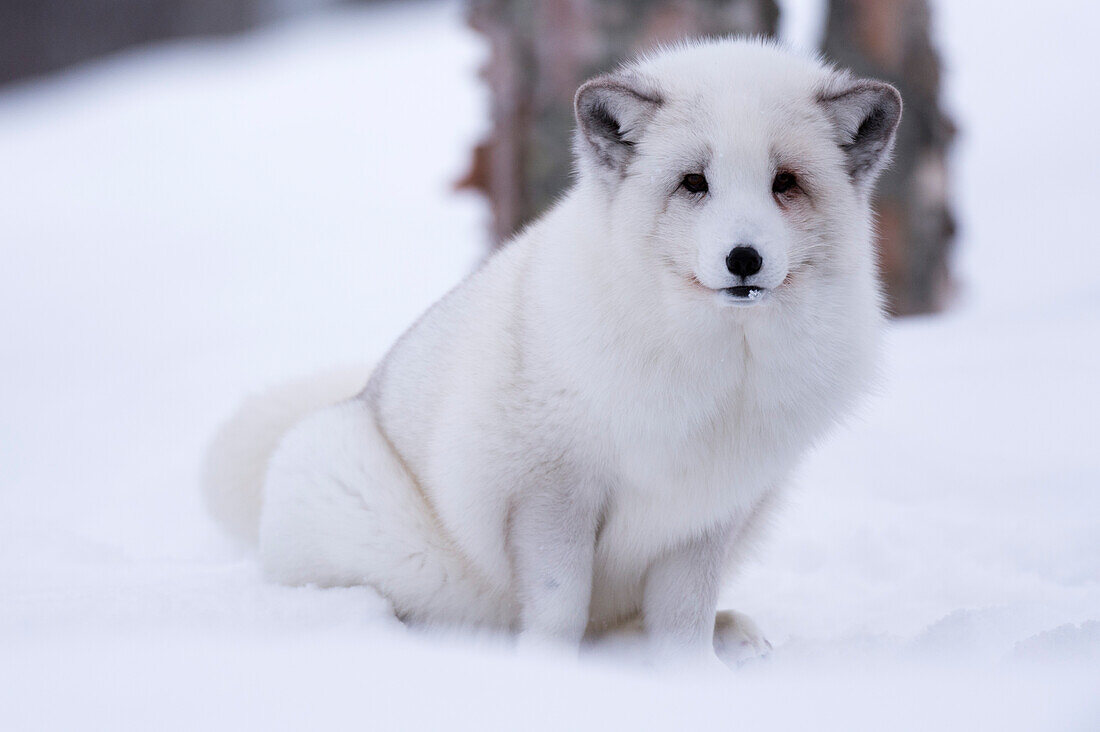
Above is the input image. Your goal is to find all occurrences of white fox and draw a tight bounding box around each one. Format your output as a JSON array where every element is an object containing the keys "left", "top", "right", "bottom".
[{"left": 205, "top": 38, "right": 900, "bottom": 665}]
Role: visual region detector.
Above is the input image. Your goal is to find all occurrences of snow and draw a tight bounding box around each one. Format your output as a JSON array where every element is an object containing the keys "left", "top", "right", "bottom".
[{"left": 1, "top": 0, "right": 1098, "bottom": 729}]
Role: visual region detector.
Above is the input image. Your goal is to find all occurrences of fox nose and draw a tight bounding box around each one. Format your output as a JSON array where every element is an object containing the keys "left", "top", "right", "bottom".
[{"left": 726, "top": 246, "right": 763, "bottom": 278}]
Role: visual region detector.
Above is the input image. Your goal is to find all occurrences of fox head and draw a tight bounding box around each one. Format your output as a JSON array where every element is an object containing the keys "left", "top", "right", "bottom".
[{"left": 573, "top": 39, "right": 901, "bottom": 316}]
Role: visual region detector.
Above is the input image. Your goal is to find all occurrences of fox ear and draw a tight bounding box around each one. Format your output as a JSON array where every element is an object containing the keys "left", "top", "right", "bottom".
[
  {"left": 818, "top": 79, "right": 902, "bottom": 189},
  {"left": 574, "top": 74, "right": 662, "bottom": 175}
]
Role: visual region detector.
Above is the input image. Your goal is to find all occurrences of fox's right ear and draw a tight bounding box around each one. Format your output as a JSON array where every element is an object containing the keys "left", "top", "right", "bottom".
[
  {"left": 818, "top": 78, "right": 902, "bottom": 190},
  {"left": 574, "top": 74, "right": 662, "bottom": 176}
]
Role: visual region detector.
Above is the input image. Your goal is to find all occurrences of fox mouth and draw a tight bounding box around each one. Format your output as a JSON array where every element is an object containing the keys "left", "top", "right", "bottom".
[
  {"left": 685, "top": 276, "right": 780, "bottom": 307},
  {"left": 719, "top": 284, "right": 769, "bottom": 307},
  {"left": 723, "top": 285, "right": 766, "bottom": 300}
]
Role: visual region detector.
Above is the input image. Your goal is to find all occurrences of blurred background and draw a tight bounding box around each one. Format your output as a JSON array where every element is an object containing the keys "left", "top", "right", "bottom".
[
  {"left": 2, "top": 0, "right": 954, "bottom": 315},
  {"left": 1, "top": 1, "right": 1097, "bottom": 728}
]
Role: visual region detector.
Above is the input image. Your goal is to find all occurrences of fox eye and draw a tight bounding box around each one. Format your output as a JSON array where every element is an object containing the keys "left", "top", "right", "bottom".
[
  {"left": 680, "top": 173, "right": 708, "bottom": 194},
  {"left": 772, "top": 171, "right": 799, "bottom": 195}
]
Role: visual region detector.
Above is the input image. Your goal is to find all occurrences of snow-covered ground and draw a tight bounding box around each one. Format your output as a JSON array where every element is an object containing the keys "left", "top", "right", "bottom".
[{"left": 1, "top": 1, "right": 1097, "bottom": 729}]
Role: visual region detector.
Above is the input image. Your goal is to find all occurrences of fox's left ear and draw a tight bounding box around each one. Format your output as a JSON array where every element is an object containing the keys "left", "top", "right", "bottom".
[
  {"left": 574, "top": 74, "right": 662, "bottom": 176},
  {"left": 818, "top": 79, "right": 902, "bottom": 189}
]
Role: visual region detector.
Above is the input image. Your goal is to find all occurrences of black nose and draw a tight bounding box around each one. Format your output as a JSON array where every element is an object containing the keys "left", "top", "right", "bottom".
[{"left": 726, "top": 246, "right": 763, "bottom": 278}]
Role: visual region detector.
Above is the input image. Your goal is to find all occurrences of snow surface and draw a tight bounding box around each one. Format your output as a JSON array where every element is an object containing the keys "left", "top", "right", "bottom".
[{"left": 1, "top": 0, "right": 1098, "bottom": 729}]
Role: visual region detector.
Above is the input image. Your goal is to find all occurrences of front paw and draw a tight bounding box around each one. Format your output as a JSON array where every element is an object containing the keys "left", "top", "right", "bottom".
[{"left": 713, "top": 609, "right": 772, "bottom": 668}]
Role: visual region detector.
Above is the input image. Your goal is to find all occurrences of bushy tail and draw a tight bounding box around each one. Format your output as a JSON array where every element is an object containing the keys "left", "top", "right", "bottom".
[{"left": 202, "top": 365, "right": 373, "bottom": 546}]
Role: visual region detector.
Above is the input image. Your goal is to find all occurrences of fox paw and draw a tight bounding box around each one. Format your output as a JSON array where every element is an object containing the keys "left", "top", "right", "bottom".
[{"left": 713, "top": 609, "right": 772, "bottom": 668}]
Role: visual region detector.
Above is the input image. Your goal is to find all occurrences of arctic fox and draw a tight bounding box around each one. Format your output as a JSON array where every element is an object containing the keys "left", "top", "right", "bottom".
[{"left": 205, "top": 38, "right": 900, "bottom": 665}]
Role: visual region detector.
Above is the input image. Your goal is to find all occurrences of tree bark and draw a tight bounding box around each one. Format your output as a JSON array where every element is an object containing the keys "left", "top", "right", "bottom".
[{"left": 823, "top": 0, "right": 956, "bottom": 315}]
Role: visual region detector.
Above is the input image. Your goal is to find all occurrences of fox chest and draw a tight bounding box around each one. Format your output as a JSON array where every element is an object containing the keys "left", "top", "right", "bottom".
[{"left": 579, "top": 371, "right": 831, "bottom": 623}]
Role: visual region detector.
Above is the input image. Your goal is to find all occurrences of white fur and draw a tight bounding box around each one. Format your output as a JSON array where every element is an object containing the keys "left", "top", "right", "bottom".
[
  {"left": 205, "top": 39, "right": 898, "bottom": 663},
  {"left": 202, "top": 366, "right": 372, "bottom": 545}
]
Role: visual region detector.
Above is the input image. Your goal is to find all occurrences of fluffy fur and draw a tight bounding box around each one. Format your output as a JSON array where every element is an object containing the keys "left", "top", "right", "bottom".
[{"left": 205, "top": 38, "right": 900, "bottom": 665}]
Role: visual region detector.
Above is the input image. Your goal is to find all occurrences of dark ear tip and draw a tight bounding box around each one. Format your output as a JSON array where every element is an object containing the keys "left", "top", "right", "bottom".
[
  {"left": 863, "top": 80, "right": 903, "bottom": 129},
  {"left": 573, "top": 77, "right": 609, "bottom": 117},
  {"left": 879, "top": 81, "right": 903, "bottom": 125},
  {"left": 574, "top": 75, "right": 655, "bottom": 117},
  {"left": 820, "top": 78, "right": 903, "bottom": 126}
]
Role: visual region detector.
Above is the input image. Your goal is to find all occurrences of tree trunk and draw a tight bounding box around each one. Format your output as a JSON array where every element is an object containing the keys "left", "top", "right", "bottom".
[
  {"left": 461, "top": 0, "right": 780, "bottom": 246},
  {"left": 822, "top": 0, "right": 956, "bottom": 315},
  {"left": 0, "top": 0, "right": 361, "bottom": 87}
]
